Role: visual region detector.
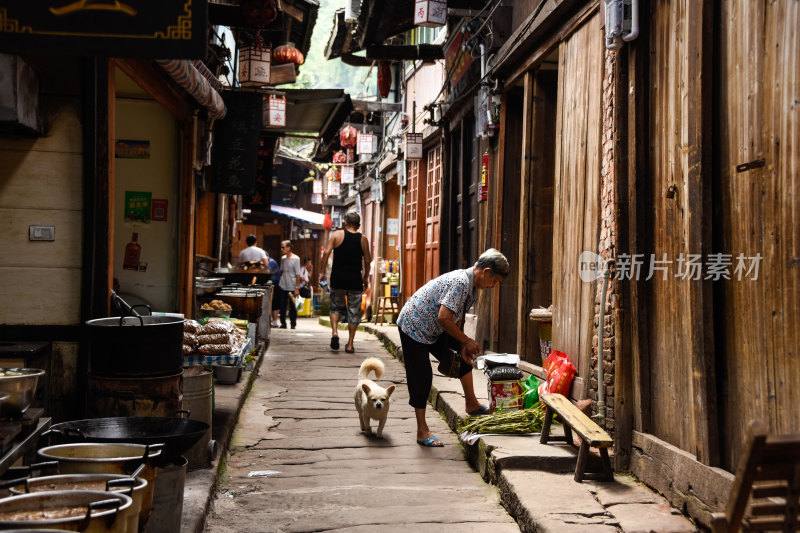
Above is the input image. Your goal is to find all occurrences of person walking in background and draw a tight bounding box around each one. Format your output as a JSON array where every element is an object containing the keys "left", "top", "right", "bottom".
[
  {"left": 278, "top": 240, "right": 301, "bottom": 329},
  {"left": 320, "top": 212, "right": 371, "bottom": 353},
  {"left": 298, "top": 258, "right": 313, "bottom": 299},
  {"left": 396, "top": 248, "right": 509, "bottom": 447},
  {"left": 267, "top": 250, "right": 281, "bottom": 328},
  {"left": 237, "top": 234, "right": 267, "bottom": 268}
]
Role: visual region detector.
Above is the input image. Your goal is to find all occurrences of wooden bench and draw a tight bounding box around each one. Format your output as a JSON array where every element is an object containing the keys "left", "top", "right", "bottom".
[
  {"left": 710, "top": 421, "right": 800, "bottom": 533},
  {"left": 540, "top": 393, "right": 614, "bottom": 482}
]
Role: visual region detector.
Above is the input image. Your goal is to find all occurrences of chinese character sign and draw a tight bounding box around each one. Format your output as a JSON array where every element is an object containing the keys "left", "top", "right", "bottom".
[
  {"left": 405, "top": 133, "right": 422, "bottom": 160},
  {"left": 268, "top": 95, "right": 286, "bottom": 127},
  {"left": 328, "top": 180, "right": 341, "bottom": 196},
  {"left": 312, "top": 179, "right": 323, "bottom": 194},
  {"left": 124, "top": 191, "right": 152, "bottom": 223}
]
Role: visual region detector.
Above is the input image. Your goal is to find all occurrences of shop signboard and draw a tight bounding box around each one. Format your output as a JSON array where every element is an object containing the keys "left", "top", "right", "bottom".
[
  {"left": 0, "top": 1, "right": 208, "bottom": 58},
  {"left": 341, "top": 165, "right": 355, "bottom": 184}
]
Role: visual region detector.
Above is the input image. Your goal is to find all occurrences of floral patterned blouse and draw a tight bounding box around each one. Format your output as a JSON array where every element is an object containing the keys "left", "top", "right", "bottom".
[{"left": 397, "top": 267, "right": 476, "bottom": 344}]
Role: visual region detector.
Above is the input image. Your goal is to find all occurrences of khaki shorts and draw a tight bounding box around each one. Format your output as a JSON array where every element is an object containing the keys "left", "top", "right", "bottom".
[{"left": 330, "top": 289, "right": 362, "bottom": 325}]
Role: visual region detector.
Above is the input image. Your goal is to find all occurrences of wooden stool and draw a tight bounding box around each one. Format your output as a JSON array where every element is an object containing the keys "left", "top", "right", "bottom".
[
  {"left": 540, "top": 393, "right": 614, "bottom": 482},
  {"left": 373, "top": 296, "right": 399, "bottom": 325}
]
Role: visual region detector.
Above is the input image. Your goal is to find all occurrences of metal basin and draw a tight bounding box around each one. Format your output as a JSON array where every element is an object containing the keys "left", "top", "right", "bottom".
[{"left": 0, "top": 369, "right": 44, "bottom": 418}]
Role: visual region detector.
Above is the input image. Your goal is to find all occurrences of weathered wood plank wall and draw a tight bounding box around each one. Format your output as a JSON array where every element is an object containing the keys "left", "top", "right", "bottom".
[
  {"left": 551, "top": 13, "right": 602, "bottom": 393},
  {"left": 717, "top": 0, "right": 800, "bottom": 470}
]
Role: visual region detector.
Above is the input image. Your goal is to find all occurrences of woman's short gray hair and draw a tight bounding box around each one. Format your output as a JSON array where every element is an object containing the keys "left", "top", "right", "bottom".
[{"left": 475, "top": 248, "right": 510, "bottom": 279}]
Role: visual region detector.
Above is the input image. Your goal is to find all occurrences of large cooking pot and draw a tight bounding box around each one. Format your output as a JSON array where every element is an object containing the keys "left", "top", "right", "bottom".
[
  {"left": 4, "top": 474, "right": 147, "bottom": 533},
  {"left": 85, "top": 315, "right": 184, "bottom": 377},
  {"left": 45, "top": 413, "right": 209, "bottom": 460},
  {"left": 215, "top": 289, "right": 264, "bottom": 318},
  {"left": 0, "top": 490, "right": 132, "bottom": 532},
  {"left": 37, "top": 443, "right": 162, "bottom": 526}
]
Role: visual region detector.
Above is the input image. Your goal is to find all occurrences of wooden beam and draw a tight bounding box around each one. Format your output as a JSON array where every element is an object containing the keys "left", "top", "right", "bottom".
[
  {"left": 366, "top": 44, "right": 444, "bottom": 61},
  {"left": 113, "top": 58, "right": 192, "bottom": 122},
  {"left": 352, "top": 99, "right": 402, "bottom": 113}
]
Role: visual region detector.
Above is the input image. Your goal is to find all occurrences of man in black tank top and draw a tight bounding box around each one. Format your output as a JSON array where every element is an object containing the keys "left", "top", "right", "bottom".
[{"left": 320, "top": 212, "right": 372, "bottom": 353}]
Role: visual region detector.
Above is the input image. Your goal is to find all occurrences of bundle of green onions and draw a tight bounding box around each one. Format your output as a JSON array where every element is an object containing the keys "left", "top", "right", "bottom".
[{"left": 458, "top": 404, "right": 547, "bottom": 434}]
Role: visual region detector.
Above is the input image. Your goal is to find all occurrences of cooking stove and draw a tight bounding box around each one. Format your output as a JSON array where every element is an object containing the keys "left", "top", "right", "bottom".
[{"left": 0, "top": 408, "right": 51, "bottom": 476}]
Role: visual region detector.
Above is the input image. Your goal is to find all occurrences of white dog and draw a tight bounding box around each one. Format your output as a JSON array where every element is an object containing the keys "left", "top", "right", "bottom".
[{"left": 354, "top": 357, "right": 395, "bottom": 438}]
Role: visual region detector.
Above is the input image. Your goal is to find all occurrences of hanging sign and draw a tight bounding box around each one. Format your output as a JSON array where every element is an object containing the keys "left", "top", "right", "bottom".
[
  {"left": 212, "top": 91, "right": 262, "bottom": 194},
  {"left": 479, "top": 151, "right": 489, "bottom": 202},
  {"left": 267, "top": 94, "right": 286, "bottom": 127},
  {"left": 414, "top": 0, "right": 447, "bottom": 27},
  {"left": 311, "top": 193, "right": 323, "bottom": 204},
  {"left": 341, "top": 166, "right": 355, "bottom": 184},
  {"left": 357, "top": 132, "right": 375, "bottom": 155},
  {"left": 312, "top": 179, "right": 323, "bottom": 194},
  {"left": 0, "top": 2, "right": 208, "bottom": 58},
  {"left": 327, "top": 180, "right": 341, "bottom": 196},
  {"left": 405, "top": 133, "right": 422, "bottom": 160}
]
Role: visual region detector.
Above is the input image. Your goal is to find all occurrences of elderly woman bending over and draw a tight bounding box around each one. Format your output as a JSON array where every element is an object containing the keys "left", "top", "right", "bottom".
[{"left": 396, "top": 248, "right": 510, "bottom": 447}]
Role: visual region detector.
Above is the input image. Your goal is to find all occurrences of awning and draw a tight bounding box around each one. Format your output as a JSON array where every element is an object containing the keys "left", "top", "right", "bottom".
[
  {"left": 326, "top": 0, "right": 487, "bottom": 58},
  {"left": 270, "top": 205, "right": 325, "bottom": 225},
  {"left": 263, "top": 88, "right": 353, "bottom": 139},
  {"left": 156, "top": 59, "right": 227, "bottom": 119}
]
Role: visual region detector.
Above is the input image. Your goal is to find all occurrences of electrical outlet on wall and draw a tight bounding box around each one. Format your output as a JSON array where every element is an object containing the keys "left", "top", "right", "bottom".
[{"left": 29, "top": 225, "right": 54, "bottom": 241}]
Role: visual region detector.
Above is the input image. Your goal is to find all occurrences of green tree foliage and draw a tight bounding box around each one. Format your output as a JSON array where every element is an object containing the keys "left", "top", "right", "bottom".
[{"left": 290, "top": 0, "right": 376, "bottom": 97}]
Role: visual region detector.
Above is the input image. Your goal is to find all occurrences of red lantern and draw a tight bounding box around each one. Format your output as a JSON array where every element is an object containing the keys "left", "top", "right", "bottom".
[
  {"left": 323, "top": 211, "right": 333, "bottom": 231},
  {"left": 332, "top": 150, "right": 347, "bottom": 164},
  {"left": 325, "top": 167, "right": 340, "bottom": 181},
  {"left": 241, "top": 0, "right": 278, "bottom": 26},
  {"left": 339, "top": 125, "right": 358, "bottom": 148},
  {"left": 378, "top": 61, "right": 392, "bottom": 99},
  {"left": 273, "top": 42, "right": 305, "bottom": 67}
]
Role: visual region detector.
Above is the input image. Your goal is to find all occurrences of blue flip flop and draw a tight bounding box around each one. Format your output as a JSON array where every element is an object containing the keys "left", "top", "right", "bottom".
[
  {"left": 468, "top": 405, "right": 491, "bottom": 416},
  {"left": 417, "top": 436, "right": 444, "bottom": 447}
]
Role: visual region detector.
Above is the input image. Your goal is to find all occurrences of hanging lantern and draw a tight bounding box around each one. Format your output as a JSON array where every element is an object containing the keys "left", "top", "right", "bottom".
[
  {"left": 241, "top": 0, "right": 278, "bottom": 26},
  {"left": 267, "top": 94, "right": 286, "bottom": 127},
  {"left": 377, "top": 61, "right": 392, "bottom": 99},
  {"left": 273, "top": 42, "right": 305, "bottom": 67},
  {"left": 239, "top": 34, "right": 271, "bottom": 86},
  {"left": 332, "top": 150, "right": 347, "bottom": 164},
  {"left": 339, "top": 125, "right": 358, "bottom": 148},
  {"left": 341, "top": 165, "right": 355, "bottom": 184},
  {"left": 414, "top": 0, "right": 447, "bottom": 27},
  {"left": 323, "top": 211, "right": 333, "bottom": 230},
  {"left": 357, "top": 132, "right": 375, "bottom": 155}
]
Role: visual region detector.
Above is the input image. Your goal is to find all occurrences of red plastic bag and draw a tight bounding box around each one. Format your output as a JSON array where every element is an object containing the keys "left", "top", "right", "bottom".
[{"left": 543, "top": 350, "right": 576, "bottom": 397}]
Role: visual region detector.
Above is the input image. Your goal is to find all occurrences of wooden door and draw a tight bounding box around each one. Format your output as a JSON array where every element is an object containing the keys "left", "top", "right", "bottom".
[
  {"left": 551, "top": 14, "right": 602, "bottom": 395},
  {"left": 716, "top": 0, "right": 800, "bottom": 470},
  {"left": 424, "top": 145, "right": 442, "bottom": 281},
  {"left": 403, "top": 160, "right": 426, "bottom": 299},
  {"left": 641, "top": 0, "right": 717, "bottom": 463}
]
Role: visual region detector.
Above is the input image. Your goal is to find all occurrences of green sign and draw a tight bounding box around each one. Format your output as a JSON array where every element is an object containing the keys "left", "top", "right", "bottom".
[{"left": 124, "top": 191, "right": 152, "bottom": 223}]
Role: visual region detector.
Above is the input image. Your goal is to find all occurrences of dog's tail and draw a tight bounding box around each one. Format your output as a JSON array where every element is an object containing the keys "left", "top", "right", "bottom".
[{"left": 358, "top": 357, "right": 384, "bottom": 380}]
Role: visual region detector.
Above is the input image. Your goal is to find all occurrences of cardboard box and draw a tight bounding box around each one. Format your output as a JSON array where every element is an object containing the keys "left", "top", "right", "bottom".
[{"left": 488, "top": 380, "right": 523, "bottom": 412}]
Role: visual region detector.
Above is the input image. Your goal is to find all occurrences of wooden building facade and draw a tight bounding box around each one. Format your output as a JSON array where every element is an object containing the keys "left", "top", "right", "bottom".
[{"left": 483, "top": 0, "right": 800, "bottom": 527}]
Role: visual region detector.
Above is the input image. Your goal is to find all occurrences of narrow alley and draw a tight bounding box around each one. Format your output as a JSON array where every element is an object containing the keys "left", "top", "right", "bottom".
[{"left": 203, "top": 320, "right": 520, "bottom": 532}]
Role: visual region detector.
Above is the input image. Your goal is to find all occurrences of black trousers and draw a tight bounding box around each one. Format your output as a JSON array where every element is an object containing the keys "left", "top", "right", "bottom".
[
  {"left": 399, "top": 326, "right": 472, "bottom": 409},
  {"left": 278, "top": 287, "right": 297, "bottom": 327}
]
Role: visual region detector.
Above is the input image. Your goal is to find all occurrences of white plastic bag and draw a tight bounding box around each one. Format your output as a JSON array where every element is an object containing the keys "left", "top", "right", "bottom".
[{"left": 295, "top": 296, "right": 305, "bottom": 311}]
